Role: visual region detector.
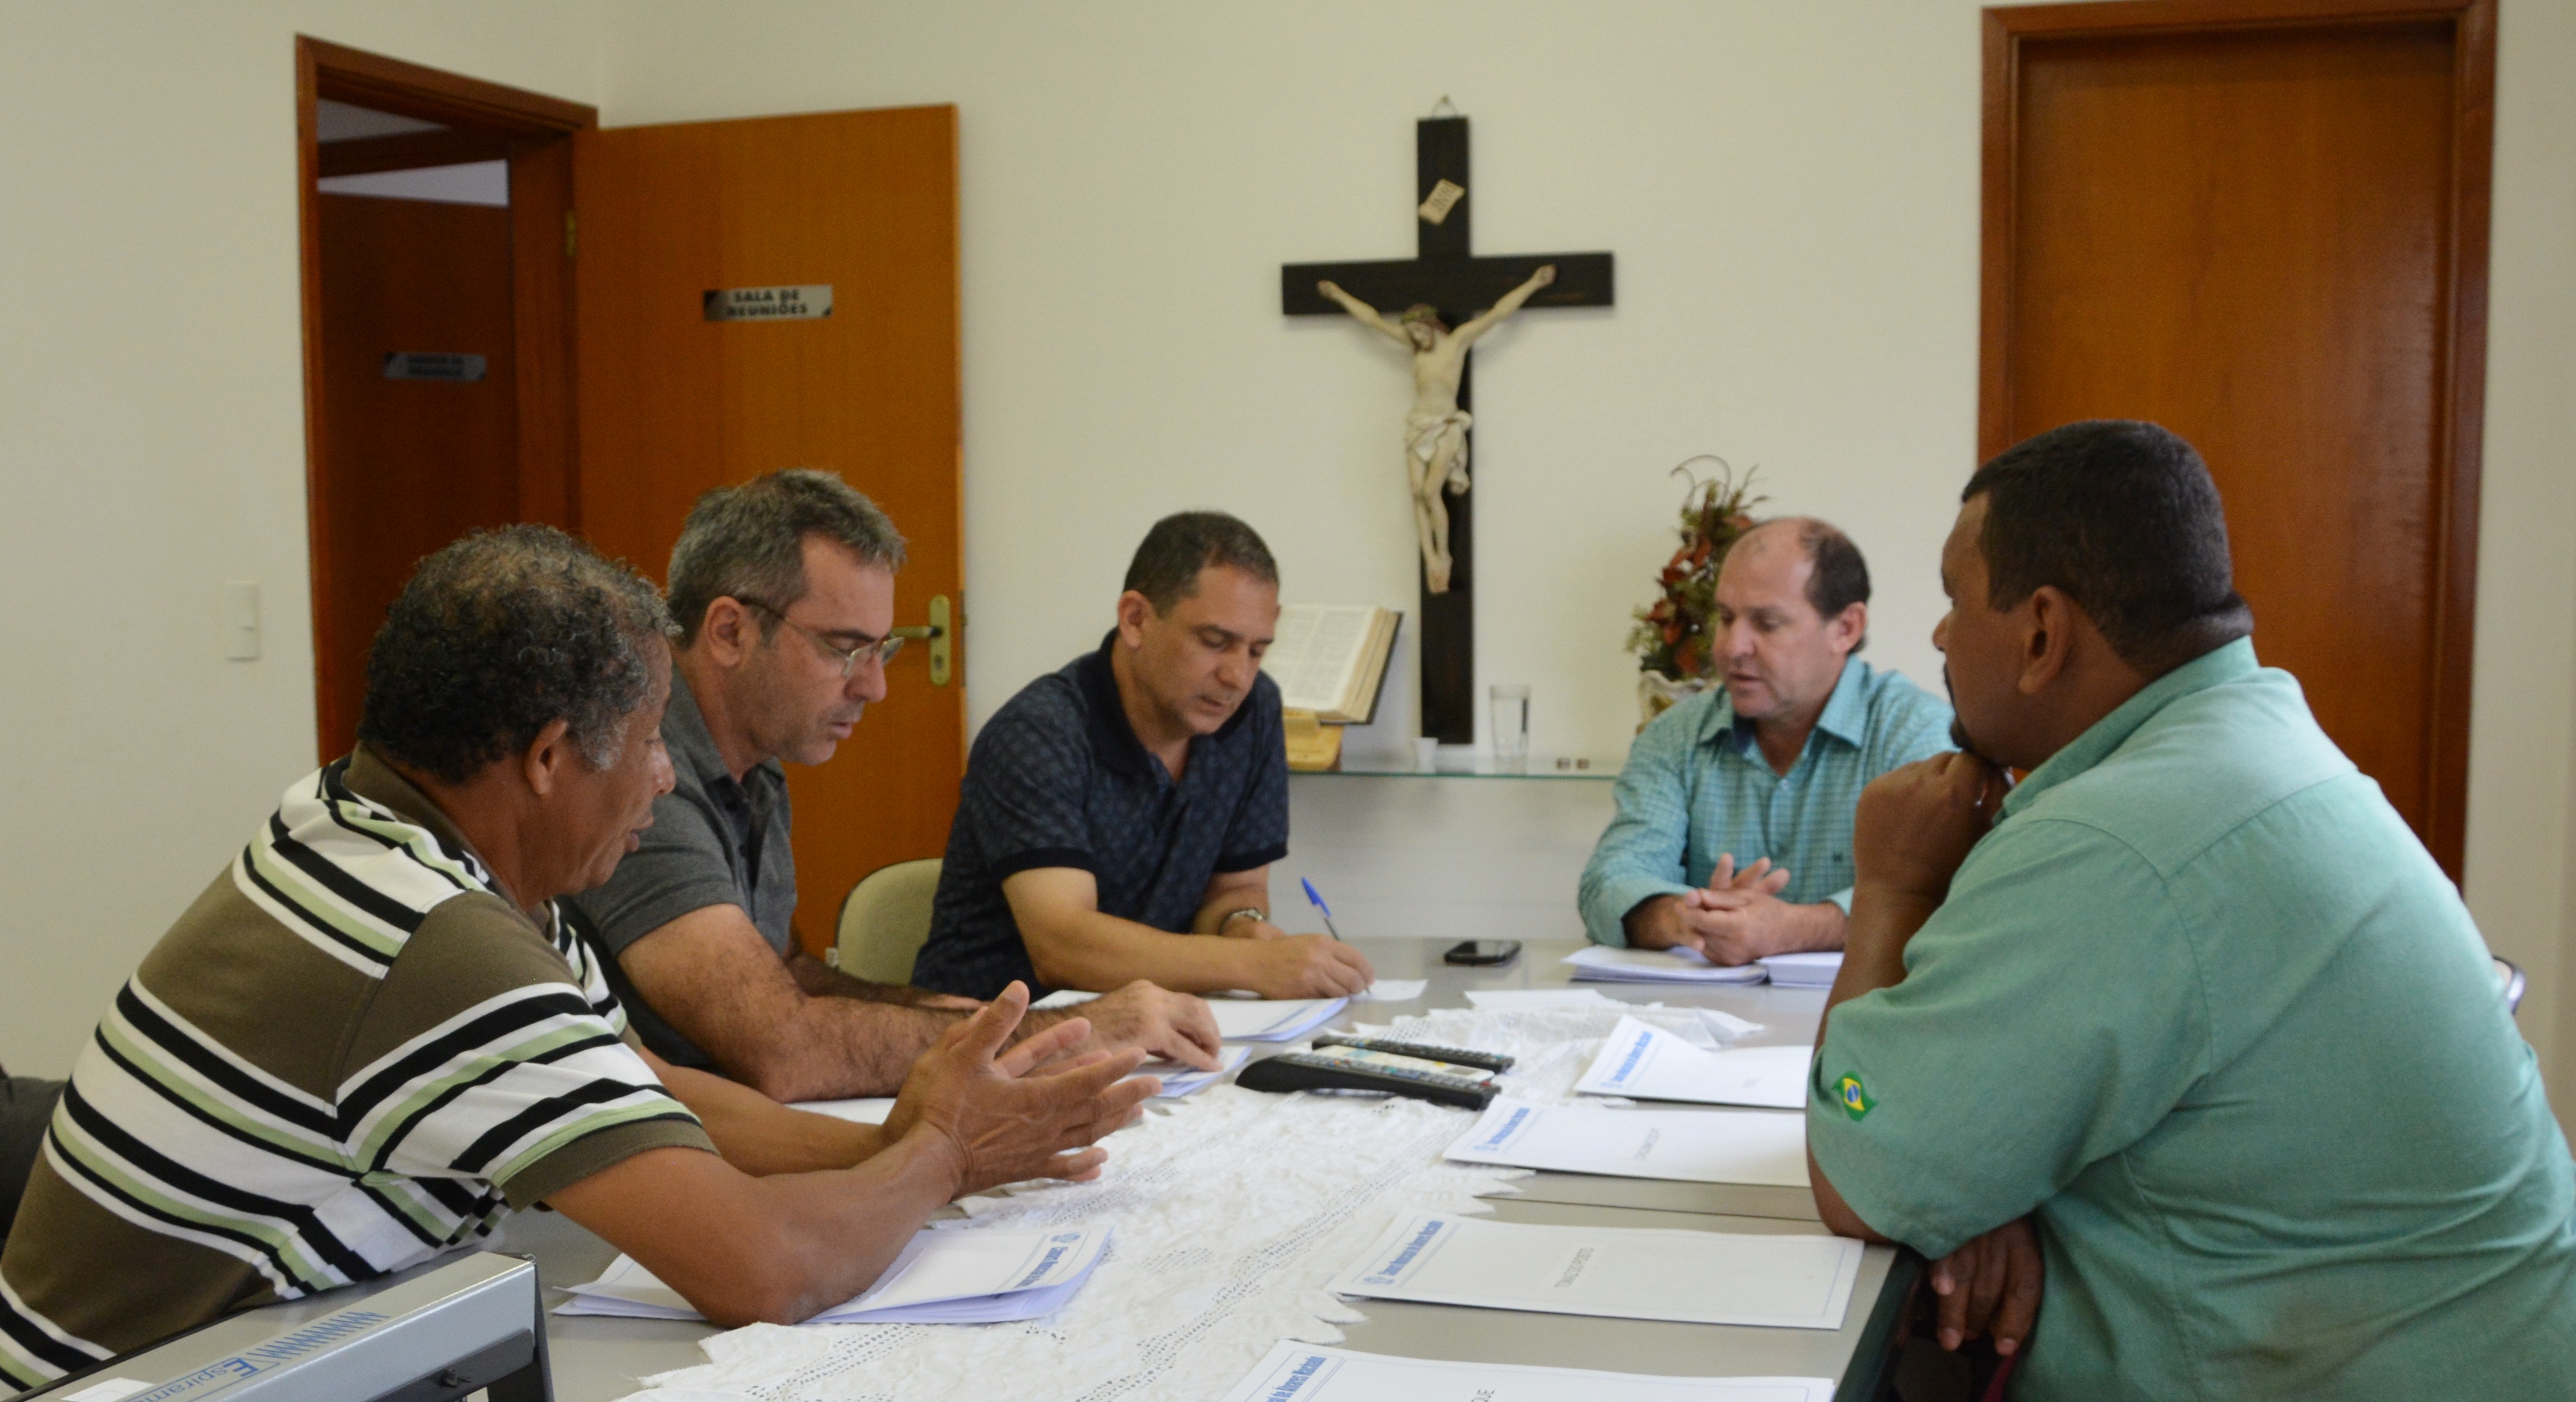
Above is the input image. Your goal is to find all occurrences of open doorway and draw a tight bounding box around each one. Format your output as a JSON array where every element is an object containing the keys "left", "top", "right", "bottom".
[{"left": 294, "top": 38, "right": 592, "bottom": 758}]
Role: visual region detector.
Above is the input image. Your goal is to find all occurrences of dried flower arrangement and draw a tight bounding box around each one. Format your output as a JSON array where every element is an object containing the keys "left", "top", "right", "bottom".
[{"left": 1627, "top": 457, "right": 1764, "bottom": 723}]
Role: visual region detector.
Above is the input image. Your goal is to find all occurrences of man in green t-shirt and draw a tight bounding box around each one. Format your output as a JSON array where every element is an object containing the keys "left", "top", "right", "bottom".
[
  {"left": 0, "top": 528, "right": 1152, "bottom": 1392},
  {"left": 1809, "top": 421, "right": 2576, "bottom": 1399}
]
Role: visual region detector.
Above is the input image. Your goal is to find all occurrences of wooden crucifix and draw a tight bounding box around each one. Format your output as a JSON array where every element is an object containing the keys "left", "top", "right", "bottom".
[{"left": 1283, "top": 114, "right": 1613, "bottom": 744}]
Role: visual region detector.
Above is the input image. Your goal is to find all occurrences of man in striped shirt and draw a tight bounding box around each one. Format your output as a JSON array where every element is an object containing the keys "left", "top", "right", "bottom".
[{"left": 0, "top": 528, "right": 1152, "bottom": 1392}]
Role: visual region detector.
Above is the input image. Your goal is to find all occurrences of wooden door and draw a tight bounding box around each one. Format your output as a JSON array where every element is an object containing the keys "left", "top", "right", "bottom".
[
  {"left": 1981, "top": 0, "right": 2493, "bottom": 877},
  {"left": 297, "top": 38, "right": 593, "bottom": 762},
  {"left": 574, "top": 106, "right": 963, "bottom": 954},
  {"left": 311, "top": 193, "right": 522, "bottom": 756}
]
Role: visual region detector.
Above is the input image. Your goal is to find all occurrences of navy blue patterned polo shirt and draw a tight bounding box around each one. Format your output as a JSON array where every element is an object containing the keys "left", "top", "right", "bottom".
[{"left": 910, "top": 632, "right": 1290, "bottom": 998}]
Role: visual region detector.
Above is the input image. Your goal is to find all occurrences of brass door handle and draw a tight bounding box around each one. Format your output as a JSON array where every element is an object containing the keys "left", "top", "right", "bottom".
[{"left": 901, "top": 595, "right": 954, "bottom": 686}]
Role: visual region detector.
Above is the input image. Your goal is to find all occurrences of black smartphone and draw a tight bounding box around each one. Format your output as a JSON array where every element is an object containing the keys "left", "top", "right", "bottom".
[{"left": 1442, "top": 939, "right": 1522, "bottom": 968}]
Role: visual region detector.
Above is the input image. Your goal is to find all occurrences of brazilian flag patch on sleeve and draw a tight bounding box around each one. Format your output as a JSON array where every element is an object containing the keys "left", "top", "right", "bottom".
[{"left": 1833, "top": 1072, "right": 1876, "bottom": 1121}]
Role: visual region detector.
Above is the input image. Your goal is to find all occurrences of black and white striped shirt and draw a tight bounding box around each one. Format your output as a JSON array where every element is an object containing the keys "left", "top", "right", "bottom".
[{"left": 0, "top": 752, "right": 711, "bottom": 1391}]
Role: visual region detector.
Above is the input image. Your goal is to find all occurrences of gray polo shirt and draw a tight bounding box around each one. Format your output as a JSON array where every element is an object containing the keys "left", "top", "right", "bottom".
[{"left": 561, "top": 665, "right": 798, "bottom": 1068}]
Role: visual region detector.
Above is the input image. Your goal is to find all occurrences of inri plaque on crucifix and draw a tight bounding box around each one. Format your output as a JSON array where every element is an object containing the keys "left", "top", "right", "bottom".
[{"left": 1283, "top": 112, "right": 1613, "bottom": 744}]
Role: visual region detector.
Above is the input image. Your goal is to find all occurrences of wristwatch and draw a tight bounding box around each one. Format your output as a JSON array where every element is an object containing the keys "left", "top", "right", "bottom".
[{"left": 1217, "top": 907, "right": 1269, "bottom": 932}]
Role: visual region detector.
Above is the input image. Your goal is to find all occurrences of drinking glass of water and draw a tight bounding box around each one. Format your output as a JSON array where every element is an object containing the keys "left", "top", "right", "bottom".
[{"left": 1490, "top": 683, "right": 1530, "bottom": 772}]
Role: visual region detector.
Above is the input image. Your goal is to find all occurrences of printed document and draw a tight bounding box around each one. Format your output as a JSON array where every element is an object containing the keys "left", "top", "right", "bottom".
[
  {"left": 1210, "top": 996, "right": 1349, "bottom": 1041},
  {"left": 790, "top": 1047, "right": 1244, "bottom": 1114},
  {"left": 1042, "top": 990, "right": 1348, "bottom": 1041},
  {"left": 1137, "top": 1044, "right": 1251, "bottom": 1096},
  {"left": 1215, "top": 1342, "right": 1836, "bottom": 1402},
  {"left": 1565, "top": 945, "right": 1767, "bottom": 984},
  {"left": 1577, "top": 1016, "right": 1813, "bottom": 1109},
  {"left": 1329, "top": 1214, "right": 1862, "bottom": 1329},
  {"left": 1756, "top": 951, "right": 1843, "bottom": 989},
  {"left": 558, "top": 1223, "right": 1112, "bottom": 1324},
  {"left": 1444, "top": 1097, "right": 1808, "bottom": 1187}
]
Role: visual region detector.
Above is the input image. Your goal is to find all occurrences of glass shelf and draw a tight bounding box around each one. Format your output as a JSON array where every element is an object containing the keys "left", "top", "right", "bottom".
[{"left": 1295, "top": 755, "right": 1615, "bottom": 780}]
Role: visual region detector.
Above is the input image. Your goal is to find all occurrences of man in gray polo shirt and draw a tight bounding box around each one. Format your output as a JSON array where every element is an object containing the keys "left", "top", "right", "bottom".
[{"left": 565, "top": 472, "right": 1221, "bottom": 1102}]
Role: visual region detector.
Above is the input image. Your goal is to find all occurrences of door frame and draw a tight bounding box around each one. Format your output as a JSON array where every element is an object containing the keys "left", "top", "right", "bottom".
[
  {"left": 1978, "top": 0, "right": 2496, "bottom": 878},
  {"left": 293, "top": 37, "right": 597, "bottom": 759}
]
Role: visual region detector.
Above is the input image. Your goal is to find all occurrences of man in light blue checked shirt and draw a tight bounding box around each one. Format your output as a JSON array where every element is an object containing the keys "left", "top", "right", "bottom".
[{"left": 1581, "top": 519, "right": 1953, "bottom": 962}]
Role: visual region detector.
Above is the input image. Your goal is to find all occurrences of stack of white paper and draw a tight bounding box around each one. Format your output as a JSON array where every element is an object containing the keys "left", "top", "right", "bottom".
[
  {"left": 1356, "top": 978, "right": 1428, "bottom": 1003},
  {"left": 1565, "top": 945, "right": 1767, "bottom": 985},
  {"left": 1209, "top": 997, "right": 1349, "bottom": 1042},
  {"left": 1576, "top": 1016, "right": 1813, "bottom": 1109},
  {"left": 556, "top": 1224, "right": 1112, "bottom": 1324},
  {"left": 1217, "top": 1343, "right": 1837, "bottom": 1402},
  {"left": 1757, "top": 951, "right": 1843, "bottom": 989},
  {"left": 1444, "top": 1098, "right": 1808, "bottom": 1187},
  {"left": 1137, "top": 1044, "right": 1251, "bottom": 1095},
  {"left": 1329, "top": 1214, "right": 1861, "bottom": 1330},
  {"left": 791, "top": 1046, "right": 1249, "bottom": 1116},
  {"left": 794, "top": 1096, "right": 894, "bottom": 1124}
]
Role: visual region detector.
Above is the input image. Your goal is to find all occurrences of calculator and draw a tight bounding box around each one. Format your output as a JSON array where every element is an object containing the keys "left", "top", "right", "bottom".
[{"left": 1237, "top": 1042, "right": 1503, "bottom": 1111}]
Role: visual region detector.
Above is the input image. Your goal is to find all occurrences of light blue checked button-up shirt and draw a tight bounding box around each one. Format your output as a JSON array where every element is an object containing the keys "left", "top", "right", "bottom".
[{"left": 1579, "top": 658, "right": 1953, "bottom": 946}]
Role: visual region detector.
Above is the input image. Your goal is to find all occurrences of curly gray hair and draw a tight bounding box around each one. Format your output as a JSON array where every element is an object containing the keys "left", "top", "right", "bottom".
[
  {"left": 357, "top": 525, "right": 676, "bottom": 783},
  {"left": 666, "top": 469, "right": 906, "bottom": 644}
]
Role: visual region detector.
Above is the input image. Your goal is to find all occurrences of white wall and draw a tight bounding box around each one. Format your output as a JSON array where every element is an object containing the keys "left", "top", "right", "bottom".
[
  {"left": 595, "top": 0, "right": 2576, "bottom": 1112},
  {"left": 0, "top": 1, "right": 606, "bottom": 1076},
  {"left": 604, "top": 1, "right": 1976, "bottom": 767},
  {"left": 1, "top": 0, "right": 2569, "bottom": 1115},
  {"left": 2477, "top": 0, "right": 2576, "bottom": 1116}
]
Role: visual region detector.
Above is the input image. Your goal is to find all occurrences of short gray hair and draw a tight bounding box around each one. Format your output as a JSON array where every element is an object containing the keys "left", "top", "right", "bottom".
[
  {"left": 666, "top": 469, "right": 907, "bottom": 644},
  {"left": 358, "top": 525, "right": 676, "bottom": 783}
]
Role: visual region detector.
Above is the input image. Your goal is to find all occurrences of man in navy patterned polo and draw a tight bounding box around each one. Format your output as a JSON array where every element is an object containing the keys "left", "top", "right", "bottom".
[{"left": 912, "top": 513, "right": 1377, "bottom": 1002}]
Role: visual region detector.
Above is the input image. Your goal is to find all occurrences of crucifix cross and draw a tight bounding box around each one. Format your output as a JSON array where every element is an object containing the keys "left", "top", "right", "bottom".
[{"left": 1283, "top": 114, "right": 1614, "bottom": 744}]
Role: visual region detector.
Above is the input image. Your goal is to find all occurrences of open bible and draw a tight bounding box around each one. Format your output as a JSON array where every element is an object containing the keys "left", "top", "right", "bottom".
[{"left": 1261, "top": 605, "right": 1401, "bottom": 724}]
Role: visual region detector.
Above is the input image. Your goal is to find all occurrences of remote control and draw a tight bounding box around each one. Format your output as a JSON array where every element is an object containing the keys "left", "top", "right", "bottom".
[
  {"left": 1236, "top": 1045, "right": 1500, "bottom": 1111},
  {"left": 1310, "top": 1034, "right": 1515, "bottom": 1073}
]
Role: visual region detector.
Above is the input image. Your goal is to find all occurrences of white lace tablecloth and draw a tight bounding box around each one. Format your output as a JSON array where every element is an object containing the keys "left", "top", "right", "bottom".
[{"left": 619, "top": 1004, "right": 1724, "bottom": 1402}]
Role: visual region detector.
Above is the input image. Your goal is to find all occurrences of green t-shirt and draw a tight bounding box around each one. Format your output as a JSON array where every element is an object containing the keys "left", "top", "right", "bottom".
[{"left": 1810, "top": 640, "right": 2576, "bottom": 1400}]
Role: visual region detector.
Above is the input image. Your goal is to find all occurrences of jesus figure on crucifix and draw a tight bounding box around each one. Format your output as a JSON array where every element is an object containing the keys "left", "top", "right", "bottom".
[{"left": 1317, "top": 263, "right": 1556, "bottom": 593}]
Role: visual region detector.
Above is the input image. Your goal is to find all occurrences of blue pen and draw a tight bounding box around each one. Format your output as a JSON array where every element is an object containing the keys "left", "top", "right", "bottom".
[{"left": 1301, "top": 878, "right": 1345, "bottom": 941}]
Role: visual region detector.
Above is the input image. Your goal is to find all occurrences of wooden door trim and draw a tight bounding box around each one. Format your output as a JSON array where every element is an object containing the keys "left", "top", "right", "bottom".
[
  {"left": 1978, "top": 0, "right": 2496, "bottom": 878},
  {"left": 294, "top": 37, "right": 596, "bottom": 760}
]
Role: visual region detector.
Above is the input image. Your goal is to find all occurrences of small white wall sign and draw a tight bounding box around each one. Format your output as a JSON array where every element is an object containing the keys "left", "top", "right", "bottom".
[
  {"left": 382, "top": 352, "right": 486, "bottom": 382},
  {"left": 703, "top": 284, "right": 835, "bottom": 322}
]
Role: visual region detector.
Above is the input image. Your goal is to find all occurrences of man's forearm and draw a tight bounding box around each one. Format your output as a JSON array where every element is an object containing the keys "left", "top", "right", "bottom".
[
  {"left": 725, "top": 999, "right": 960, "bottom": 1102},
  {"left": 552, "top": 1133, "right": 963, "bottom": 1328},
  {"left": 1189, "top": 884, "right": 1269, "bottom": 936},
  {"left": 788, "top": 952, "right": 970, "bottom": 1007},
  {"left": 657, "top": 1059, "right": 890, "bottom": 1173},
  {"left": 1789, "top": 899, "right": 1849, "bottom": 953},
  {"left": 1028, "top": 909, "right": 1259, "bottom": 995}
]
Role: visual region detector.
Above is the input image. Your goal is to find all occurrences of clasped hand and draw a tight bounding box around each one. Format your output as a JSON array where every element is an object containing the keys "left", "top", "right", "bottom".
[
  {"left": 1928, "top": 1216, "right": 2044, "bottom": 1358},
  {"left": 1851, "top": 751, "right": 2009, "bottom": 908},
  {"left": 879, "top": 983, "right": 1156, "bottom": 1197},
  {"left": 1631, "top": 854, "right": 1816, "bottom": 965}
]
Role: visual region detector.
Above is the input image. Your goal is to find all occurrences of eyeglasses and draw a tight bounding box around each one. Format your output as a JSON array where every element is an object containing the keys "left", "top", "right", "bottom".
[{"left": 735, "top": 597, "right": 905, "bottom": 676}]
